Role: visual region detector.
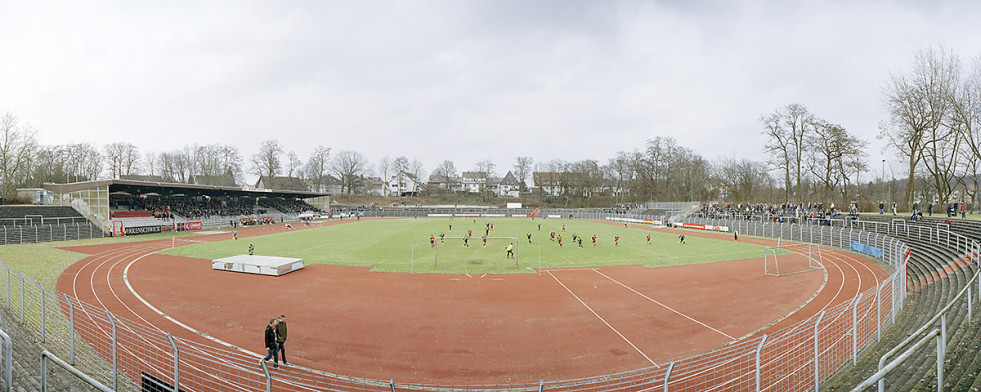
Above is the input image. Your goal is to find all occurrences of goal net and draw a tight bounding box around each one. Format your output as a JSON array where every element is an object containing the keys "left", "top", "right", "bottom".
[
  {"left": 764, "top": 242, "right": 823, "bottom": 277},
  {"left": 432, "top": 236, "right": 520, "bottom": 271}
]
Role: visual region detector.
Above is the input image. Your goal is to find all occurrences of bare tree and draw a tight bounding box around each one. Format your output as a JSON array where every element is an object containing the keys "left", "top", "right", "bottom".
[
  {"left": 474, "top": 159, "right": 496, "bottom": 200},
  {"left": 392, "top": 156, "right": 410, "bottom": 197},
  {"left": 761, "top": 104, "right": 813, "bottom": 203},
  {"left": 286, "top": 151, "right": 302, "bottom": 178},
  {"left": 330, "top": 150, "right": 369, "bottom": 194},
  {"left": 103, "top": 142, "right": 140, "bottom": 179},
  {"left": 251, "top": 140, "right": 284, "bottom": 179},
  {"left": 881, "top": 46, "right": 959, "bottom": 209},
  {"left": 603, "top": 152, "right": 633, "bottom": 203},
  {"left": 377, "top": 157, "right": 391, "bottom": 197},
  {"left": 513, "top": 156, "right": 533, "bottom": 193},
  {"left": 432, "top": 160, "right": 458, "bottom": 193},
  {"left": 714, "top": 157, "right": 772, "bottom": 202},
  {"left": 303, "top": 145, "right": 331, "bottom": 192},
  {"left": 143, "top": 151, "right": 158, "bottom": 177}
]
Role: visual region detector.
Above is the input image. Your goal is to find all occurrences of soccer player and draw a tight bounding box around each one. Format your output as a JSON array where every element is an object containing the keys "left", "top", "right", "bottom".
[
  {"left": 557, "top": 235, "right": 563, "bottom": 247},
  {"left": 592, "top": 234, "right": 597, "bottom": 246},
  {"left": 482, "top": 235, "right": 487, "bottom": 247},
  {"left": 577, "top": 237, "right": 583, "bottom": 247},
  {"left": 572, "top": 233, "right": 578, "bottom": 242},
  {"left": 527, "top": 232, "right": 532, "bottom": 243},
  {"left": 550, "top": 231, "right": 556, "bottom": 241},
  {"left": 537, "top": 223, "right": 541, "bottom": 231},
  {"left": 449, "top": 223, "right": 452, "bottom": 231},
  {"left": 464, "top": 236, "right": 469, "bottom": 247},
  {"left": 439, "top": 232, "right": 445, "bottom": 243},
  {"left": 614, "top": 235, "right": 620, "bottom": 246},
  {"left": 506, "top": 243, "right": 514, "bottom": 258},
  {"left": 485, "top": 227, "right": 490, "bottom": 236},
  {"left": 468, "top": 229, "right": 472, "bottom": 237},
  {"left": 562, "top": 224, "right": 566, "bottom": 232},
  {"left": 679, "top": 233, "right": 686, "bottom": 244},
  {"left": 431, "top": 235, "right": 436, "bottom": 247},
  {"left": 646, "top": 234, "right": 651, "bottom": 245}
]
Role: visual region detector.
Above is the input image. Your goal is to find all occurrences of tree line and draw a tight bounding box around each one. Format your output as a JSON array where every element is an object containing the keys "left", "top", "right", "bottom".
[{"left": 1, "top": 46, "right": 975, "bottom": 208}]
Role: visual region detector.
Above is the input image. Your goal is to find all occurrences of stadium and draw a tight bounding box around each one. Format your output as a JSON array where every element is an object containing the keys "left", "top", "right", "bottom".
[{"left": 0, "top": 180, "right": 977, "bottom": 391}]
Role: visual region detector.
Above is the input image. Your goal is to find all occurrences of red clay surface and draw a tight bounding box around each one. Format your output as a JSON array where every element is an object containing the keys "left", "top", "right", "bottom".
[{"left": 55, "top": 219, "right": 889, "bottom": 385}]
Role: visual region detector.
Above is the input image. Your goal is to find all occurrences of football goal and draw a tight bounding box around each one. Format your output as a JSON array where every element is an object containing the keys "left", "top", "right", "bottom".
[
  {"left": 763, "top": 242, "right": 823, "bottom": 277},
  {"left": 432, "top": 236, "right": 520, "bottom": 270}
]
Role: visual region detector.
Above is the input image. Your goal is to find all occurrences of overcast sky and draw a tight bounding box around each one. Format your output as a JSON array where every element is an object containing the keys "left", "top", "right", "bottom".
[{"left": 2, "top": 1, "right": 980, "bottom": 183}]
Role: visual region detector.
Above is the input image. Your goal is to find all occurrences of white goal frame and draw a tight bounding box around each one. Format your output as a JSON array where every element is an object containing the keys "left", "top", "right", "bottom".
[
  {"left": 764, "top": 242, "right": 823, "bottom": 277},
  {"left": 433, "top": 236, "right": 520, "bottom": 268}
]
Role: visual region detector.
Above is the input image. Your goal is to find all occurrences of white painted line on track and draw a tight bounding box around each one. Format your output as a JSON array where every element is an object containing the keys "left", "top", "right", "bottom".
[
  {"left": 547, "top": 271, "right": 659, "bottom": 368},
  {"left": 592, "top": 269, "right": 736, "bottom": 341}
]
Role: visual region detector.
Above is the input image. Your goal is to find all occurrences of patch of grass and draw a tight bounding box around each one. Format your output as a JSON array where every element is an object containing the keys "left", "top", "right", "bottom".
[
  {"left": 0, "top": 243, "right": 88, "bottom": 290},
  {"left": 161, "top": 218, "right": 780, "bottom": 274}
]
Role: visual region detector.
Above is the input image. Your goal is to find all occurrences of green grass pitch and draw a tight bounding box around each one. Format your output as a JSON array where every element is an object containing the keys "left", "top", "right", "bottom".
[{"left": 160, "top": 218, "right": 780, "bottom": 274}]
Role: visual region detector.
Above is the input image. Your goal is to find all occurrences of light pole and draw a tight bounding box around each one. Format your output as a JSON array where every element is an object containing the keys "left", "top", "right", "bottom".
[{"left": 881, "top": 159, "right": 886, "bottom": 204}]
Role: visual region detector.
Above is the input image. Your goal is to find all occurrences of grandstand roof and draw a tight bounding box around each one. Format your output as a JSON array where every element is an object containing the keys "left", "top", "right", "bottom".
[{"left": 43, "top": 179, "right": 329, "bottom": 199}]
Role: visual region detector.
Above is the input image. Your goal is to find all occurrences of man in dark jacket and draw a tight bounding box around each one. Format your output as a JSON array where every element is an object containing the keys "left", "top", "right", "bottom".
[
  {"left": 277, "top": 314, "right": 289, "bottom": 365},
  {"left": 262, "top": 319, "right": 279, "bottom": 368}
]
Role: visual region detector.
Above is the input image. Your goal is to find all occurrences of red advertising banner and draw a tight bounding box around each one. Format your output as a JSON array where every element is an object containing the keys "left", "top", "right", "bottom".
[{"left": 184, "top": 221, "right": 203, "bottom": 231}]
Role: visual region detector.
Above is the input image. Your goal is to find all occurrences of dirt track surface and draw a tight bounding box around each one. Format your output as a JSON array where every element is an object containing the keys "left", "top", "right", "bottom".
[{"left": 55, "top": 220, "right": 887, "bottom": 385}]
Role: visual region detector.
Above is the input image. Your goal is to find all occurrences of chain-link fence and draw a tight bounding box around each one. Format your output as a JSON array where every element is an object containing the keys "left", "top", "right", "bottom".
[
  {"left": 0, "top": 213, "right": 926, "bottom": 391},
  {"left": 0, "top": 223, "right": 105, "bottom": 245}
]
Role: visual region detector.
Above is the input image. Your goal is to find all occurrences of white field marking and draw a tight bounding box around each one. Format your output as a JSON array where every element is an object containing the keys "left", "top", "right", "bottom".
[
  {"left": 492, "top": 278, "right": 504, "bottom": 281},
  {"left": 481, "top": 274, "right": 487, "bottom": 278},
  {"left": 592, "top": 269, "right": 736, "bottom": 341},
  {"left": 541, "top": 267, "right": 605, "bottom": 272},
  {"left": 547, "top": 271, "right": 659, "bottom": 367},
  {"left": 562, "top": 256, "right": 574, "bottom": 264},
  {"left": 449, "top": 278, "right": 461, "bottom": 281},
  {"left": 375, "top": 256, "right": 392, "bottom": 265},
  {"left": 466, "top": 273, "right": 472, "bottom": 278}
]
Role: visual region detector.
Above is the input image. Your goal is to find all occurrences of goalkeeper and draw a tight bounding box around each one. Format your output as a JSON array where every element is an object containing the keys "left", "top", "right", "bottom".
[{"left": 505, "top": 243, "right": 515, "bottom": 258}]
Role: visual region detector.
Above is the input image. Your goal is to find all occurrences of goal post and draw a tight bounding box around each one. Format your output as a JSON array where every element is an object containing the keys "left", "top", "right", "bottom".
[
  {"left": 764, "top": 242, "right": 823, "bottom": 277},
  {"left": 433, "top": 236, "right": 520, "bottom": 269}
]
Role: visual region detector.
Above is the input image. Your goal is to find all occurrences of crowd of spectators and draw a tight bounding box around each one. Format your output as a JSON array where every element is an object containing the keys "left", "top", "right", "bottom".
[
  {"left": 112, "top": 196, "right": 263, "bottom": 218},
  {"left": 697, "top": 202, "right": 846, "bottom": 225},
  {"left": 259, "top": 198, "right": 321, "bottom": 213},
  {"left": 112, "top": 195, "right": 322, "bottom": 218},
  {"left": 607, "top": 203, "right": 640, "bottom": 214}
]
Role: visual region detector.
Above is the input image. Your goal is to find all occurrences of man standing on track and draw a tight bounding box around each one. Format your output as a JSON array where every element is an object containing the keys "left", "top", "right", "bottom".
[
  {"left": 262, "top": 319, "right": 280, "bottom": 368},
  {"left": 276, "top": 315, "right": 289, "bottom": 366}
]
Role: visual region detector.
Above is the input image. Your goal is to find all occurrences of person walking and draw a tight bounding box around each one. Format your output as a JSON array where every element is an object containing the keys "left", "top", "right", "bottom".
[
  {"left": 262, "top": 319, "right": 280, "bottom": 368},
  {"left": 276, "top": 315, "right": 289, "bottom": 366}
]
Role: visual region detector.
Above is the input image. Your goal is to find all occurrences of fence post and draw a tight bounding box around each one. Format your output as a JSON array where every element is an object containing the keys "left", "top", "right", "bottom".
[
  {"left": 876, "top": 282, "right": 884, "bottom": 343},
  {"left": 814, "top": 311, "right": 825, "bottom": 391},
  {"left": 34, "top": 280, "right": 44, "bottom": 342},
  {"left": 65, "top": 294, "right": 75, "bottom": 365},
  {"left": 755, "top": 334, "right": 768, "bottom": 391},
  {"left": 167, "top": 333, "right": 179, "bottom": 392},
  {"left": 937, "top": 331, "right": 945, "bottom": 392},
  {"left": 852, "top": 292, "right": 863, "bottom": 365},
  {"left": 970, "top": 286, "right": 973, "bottom": 323},
  {"left": 663, "top": 361, "right": 674, "bottom": 392},
  {"left": 1, "top": 328, "right": 11, "bottom": 392},
  {"left": 16, "top": 272, "right": 24, "bottom": 324},
  {"left": 390, "top": 379, "right": 397, "bottom": 392},
  {"left": 260, "top": 359, "right": 271, "bottom": 392},
  {"left": 2, "top": 262, "right": 8, "bottom": 309},
  {"left": 538, "top": 380, "right": 544, "bottom": 392},
  {"left": 106, "top": 311, "right": 117, "bottom": 391}
]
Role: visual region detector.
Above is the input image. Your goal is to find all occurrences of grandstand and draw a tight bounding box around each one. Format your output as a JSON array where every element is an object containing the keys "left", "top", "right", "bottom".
[
  {"left": 43, "top": 179, "right": 330, "bottom": 236},
  {"left": 0, "top": 205, "right": 105, "bottom": 245}
]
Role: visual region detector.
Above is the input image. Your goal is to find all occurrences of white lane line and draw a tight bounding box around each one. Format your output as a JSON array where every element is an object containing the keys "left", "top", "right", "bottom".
[
  {"left": 593, "top": 269, "right": 736, "bottom": 341},
  {"left": 562, "top": 256, "right": 574, "bottom": 264},
  {"left": 546, "top": 271, "right": 659, "bottom": 368}
]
